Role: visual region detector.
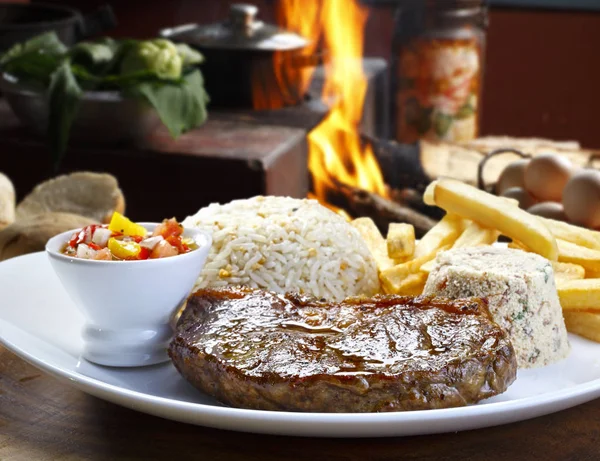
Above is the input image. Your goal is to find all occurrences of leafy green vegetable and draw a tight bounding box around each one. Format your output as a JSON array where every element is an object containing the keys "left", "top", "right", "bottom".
[
  {"left": 176, "top": 43, "right": 204, "bottom": 66},
  {"left": 47, "top": 61, "right": 83, "bottom": 168},
  {"left": 1, "top": 52, "right": 60, "bottom": 87},
  {"left": 133, "top": 69, "right": 209, "bottom": 137},
  {"left": 120, "top": 39, "right": 183, "bottom": 80},
  {"left": 0, "top": 31, "right": 68, "bottom": 86},
  {"left": 0, "top": 31, "right": 67, "bottom": 66},
  {"left": 0, "top": 32, "right": 209, "bottom": 168},
  {"left": 69, "top": 38, "right": 119, "bottom": 74}
]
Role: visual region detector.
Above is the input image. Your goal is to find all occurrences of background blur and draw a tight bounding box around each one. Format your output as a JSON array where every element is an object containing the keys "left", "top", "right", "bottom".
[{"left": 5, "top": 0, "right": 597, "bottom": 147}]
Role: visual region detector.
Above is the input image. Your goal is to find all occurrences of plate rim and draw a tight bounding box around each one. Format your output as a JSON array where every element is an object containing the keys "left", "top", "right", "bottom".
[{"left": 1, "top": 252, "right": 600, "bottom": 437}]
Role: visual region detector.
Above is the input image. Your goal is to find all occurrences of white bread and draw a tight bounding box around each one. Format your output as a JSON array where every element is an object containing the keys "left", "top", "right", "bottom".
[
  {"left": 0, "top": 172, "right": 16, "bottom": 230},
  {"left": 0, "top": 212, "right": 96, "bottom": 261},
  {"left": 424, "top": 246, "right": 570, "bottom": 368},
  {"left": 16, "top": 172, "right": 125, "bottom": 224}
]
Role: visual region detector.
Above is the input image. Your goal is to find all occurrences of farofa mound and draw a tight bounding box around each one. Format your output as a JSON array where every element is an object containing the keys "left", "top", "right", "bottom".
[
  {"left": 182, "top": 196, "right": 380, "bottom": 301},
  {"left": 424, "top": 246, "right": 570, "bottom": 368}
]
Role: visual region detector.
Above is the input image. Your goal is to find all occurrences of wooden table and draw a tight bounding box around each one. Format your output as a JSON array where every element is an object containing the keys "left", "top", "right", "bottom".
[{"left": 1, "top": 346, "right": 599, "bottom": 460}]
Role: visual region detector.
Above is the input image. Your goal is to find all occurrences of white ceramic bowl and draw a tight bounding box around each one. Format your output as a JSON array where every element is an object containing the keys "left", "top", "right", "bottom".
[{"left": 45, "top": 223, "right": 211, "bottom": 368}]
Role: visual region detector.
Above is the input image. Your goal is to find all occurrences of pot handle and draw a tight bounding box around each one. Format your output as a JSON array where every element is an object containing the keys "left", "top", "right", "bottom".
[{"left": 75, "top": 5, "right": 117, "bottom": 40}]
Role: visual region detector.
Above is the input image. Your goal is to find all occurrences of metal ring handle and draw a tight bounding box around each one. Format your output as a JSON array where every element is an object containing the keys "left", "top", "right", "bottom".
[{"left": 477, "top": 148, "right": 531, "bottom": 191}]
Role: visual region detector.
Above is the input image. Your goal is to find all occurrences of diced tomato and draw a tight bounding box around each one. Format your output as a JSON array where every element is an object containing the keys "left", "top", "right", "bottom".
[
  {"left": 93, "top": 248, "right": 112, "bottom": 261},
  {"left": 150, "top": 240, "right": 179, "bottom": 259},
  {"left": 68, "top": 225, "right": 100, "bottom": 247},
  {"left": 166, "top": 235, "right": 185, "bottom": 254},
  {"left": 153, "top": 218, "right": 183, "bottom": 240},
  {"left": 138, "top": 247, "right": 150, "bottom": 260},
  {"left": 63, "top": 216, "right": 190, "bottom": 261},
  {"left": 69, "top": 230, "right": 85, "bottom": 247}
]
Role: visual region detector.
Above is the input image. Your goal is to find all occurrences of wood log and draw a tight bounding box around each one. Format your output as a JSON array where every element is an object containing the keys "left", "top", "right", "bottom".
[{"left": 326, "top": 180, "right": 436, "bottom": 238}]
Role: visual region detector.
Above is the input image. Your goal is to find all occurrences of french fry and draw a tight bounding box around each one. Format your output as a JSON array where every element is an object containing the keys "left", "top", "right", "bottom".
[
  {"left": 413, "top": 213, "right": 464, "bottom": 259},
  {"left": 380, "top": 245, "right": 450, "bottom": 292},
  {"left": 557, "top": 239, "right": 600, "bottom": 272},
  {"left": 506, "top": 242, "right": 584, "bottom": 285},
  {"left": 420, "top": 258, "right": 437, "bottom": 274},
  {"left": 586, "top": 269, "right": 600, "bottom": 279},
  {"left": 552, "top": 261, "right": 585, "bottom": 285},
  {"left": 423, "top": 182, "right": 435, "bottom": 206},
  {"left": 507, "top": 240, "right": 530, "bottom": 252},
  {"left": 421, "top": 223, "right": 498, "bottom": 273},
  {"left": 540, "top": 218, "right": 600, "bottom": 251},
  {"left": 424, "top": 179, "right": 558, "bottom": 260},
  {"left": 381, "top": 254, "right": 435, "bottom": 283},
  {"left": 385, "top": 271, "right": 428, "bottom": 296},
  {"left": 557, "top": 279, "right": 600, "bottom": 312},
  {"left": 563, "top": 312, "right": 600, "bottom": 342},
  {"left": 352, "top": 217, "right": 395, "bottom": 272},
  {"left": 452, "top": 220, "right": 500, "bottom": 248},
  {"left": 387, "top": 223, "right": 415, "bottom": 261}
]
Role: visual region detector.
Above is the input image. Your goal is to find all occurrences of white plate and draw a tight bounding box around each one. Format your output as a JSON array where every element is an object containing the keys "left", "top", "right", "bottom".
[{"left": 1, "top": 253, "right": 600, "bottom": 438}]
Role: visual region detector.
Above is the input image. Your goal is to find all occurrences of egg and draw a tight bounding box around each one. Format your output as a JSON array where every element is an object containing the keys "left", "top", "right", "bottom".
[
  {"left": 501, "top": 187, "right": 537, "bottom": 210},
  {"left": 527, "top": 202, "right": 567, "bottom": 221},
  {"left": 523, "top": 153, "right": 573, "bottom": 201},
  {"left": 563, "top": 169, "right": 600, "bottom": 228},
  {"left": 495, "top": 159, "right": 530, "bottom": 195}
]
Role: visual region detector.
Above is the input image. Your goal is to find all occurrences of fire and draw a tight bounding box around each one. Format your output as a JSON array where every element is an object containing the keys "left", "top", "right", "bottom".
[
  {"left": 277, "top": 0, "right": 388, "bottom": 201},
  {"left": 275, "top": 0, "right": 321, "bottom": 96},
  {"left": 253, "top": 0, "right": 321, "bottom": 110}
]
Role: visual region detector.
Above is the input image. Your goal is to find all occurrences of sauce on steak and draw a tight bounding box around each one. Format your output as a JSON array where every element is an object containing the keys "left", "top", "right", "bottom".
[{"left": 169, "top": 287, "right": 517, "bottom": 412}]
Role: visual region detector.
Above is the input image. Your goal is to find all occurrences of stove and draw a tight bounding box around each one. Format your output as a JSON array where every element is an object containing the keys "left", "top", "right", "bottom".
[{"left": 0, "top": 58, "right": 388, "bottom": 221}]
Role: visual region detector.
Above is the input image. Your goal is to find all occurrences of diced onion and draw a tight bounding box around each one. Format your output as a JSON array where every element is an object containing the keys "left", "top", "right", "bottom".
[
  {"left": 76, "top": 243, "right": 97, "bottom": 259},
  {"left": 92, "top": 228, "right": 112, "bottom": 247},
  {"left": 140, "top": 235, "right": 164, "bottom": 250},
  {"left": 84, "top": 226, "right": 94, "bottom": 243}
]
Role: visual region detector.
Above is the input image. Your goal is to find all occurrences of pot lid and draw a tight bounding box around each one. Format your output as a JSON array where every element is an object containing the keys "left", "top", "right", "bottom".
[{"left": 160, "top": 3, "right": 309, "bottom": 51}]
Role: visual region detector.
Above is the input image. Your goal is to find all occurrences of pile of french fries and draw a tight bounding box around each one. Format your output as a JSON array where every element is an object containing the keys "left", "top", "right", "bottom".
[{"left": 352, "top": 177, "right": 600, "bottom": 343}]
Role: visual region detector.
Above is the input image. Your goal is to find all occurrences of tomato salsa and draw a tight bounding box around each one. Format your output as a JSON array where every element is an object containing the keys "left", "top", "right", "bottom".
[{"left": 62, "top": 212, "right": 197, "bottom": 261}]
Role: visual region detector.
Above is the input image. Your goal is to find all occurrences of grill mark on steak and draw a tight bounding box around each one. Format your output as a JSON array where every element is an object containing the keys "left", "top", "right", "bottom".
[{"left": 169, "top": 287, "right": 517, "bottom": 413}]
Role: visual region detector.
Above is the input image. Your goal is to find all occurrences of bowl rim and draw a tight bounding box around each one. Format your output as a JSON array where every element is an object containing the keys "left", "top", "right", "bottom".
[
  {"left": 45, "top": 222, "right": 212, "bottom": 266},
  {"left": 0, "top": 2, "right": 81, "bottom": 31}
]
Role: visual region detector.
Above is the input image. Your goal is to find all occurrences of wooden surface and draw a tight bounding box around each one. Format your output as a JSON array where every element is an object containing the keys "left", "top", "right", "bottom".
[
  {"left": 1, "top": 346, "right": 599, "bottom": 461},
  {"left": 0, "top": 101, "right": 310, "bottom": 222}
]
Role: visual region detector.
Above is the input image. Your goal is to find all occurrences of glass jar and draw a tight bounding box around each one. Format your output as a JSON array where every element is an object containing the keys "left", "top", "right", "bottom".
[{"left": 393, "top": 0, "right": 488, "bottom": 143}]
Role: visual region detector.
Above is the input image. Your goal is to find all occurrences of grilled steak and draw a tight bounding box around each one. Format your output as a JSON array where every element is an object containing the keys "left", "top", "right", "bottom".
[{"left": 169, "top": 287, "right": 517, "bottom": 412}]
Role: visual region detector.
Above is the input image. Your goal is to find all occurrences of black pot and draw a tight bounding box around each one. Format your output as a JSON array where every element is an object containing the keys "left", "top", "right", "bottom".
[
  {"left": 198, "top": 47, "right": 311, "bottom": 109},
  {"left": 160, "top": 4, "right": 313, "bottom": 110},
  {"left": 0, "top": 3, "right": 116, "bottom": 53}
]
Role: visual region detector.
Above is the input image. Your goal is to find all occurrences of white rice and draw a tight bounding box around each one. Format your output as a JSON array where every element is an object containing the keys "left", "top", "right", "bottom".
[{"left": 182, "top": 196, "right": 380, "bottom": 301}]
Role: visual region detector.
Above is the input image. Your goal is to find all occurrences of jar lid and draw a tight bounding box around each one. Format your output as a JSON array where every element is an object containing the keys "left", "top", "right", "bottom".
[
  {"left": 159, "top": 3, "right": 309, "bottom": 52},
  {"left": 424, "top": 0, "right": 488, "bottom": 29},
  {"left": 427, "top": 0, "right": 486, "bottom": 8}
]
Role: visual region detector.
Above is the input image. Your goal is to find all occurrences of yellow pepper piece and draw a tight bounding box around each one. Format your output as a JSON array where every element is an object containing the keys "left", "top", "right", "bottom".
[
  {"left": 108, "top": 238, "right": 141, "bottom": 259},
  {"left": 108, "top": 212, "right": 147, "bottom": 237}
]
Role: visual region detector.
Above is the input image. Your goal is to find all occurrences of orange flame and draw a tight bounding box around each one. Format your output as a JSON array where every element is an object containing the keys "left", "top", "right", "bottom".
[
  {"left": 253, "top": 0, "right": 321, "bottom": 110},
  {"left": 275, "top": 0, "right": 322, "bottom": 96},
  {"left": 277, "top": 0, "right": 388, "bottom": 201}
]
